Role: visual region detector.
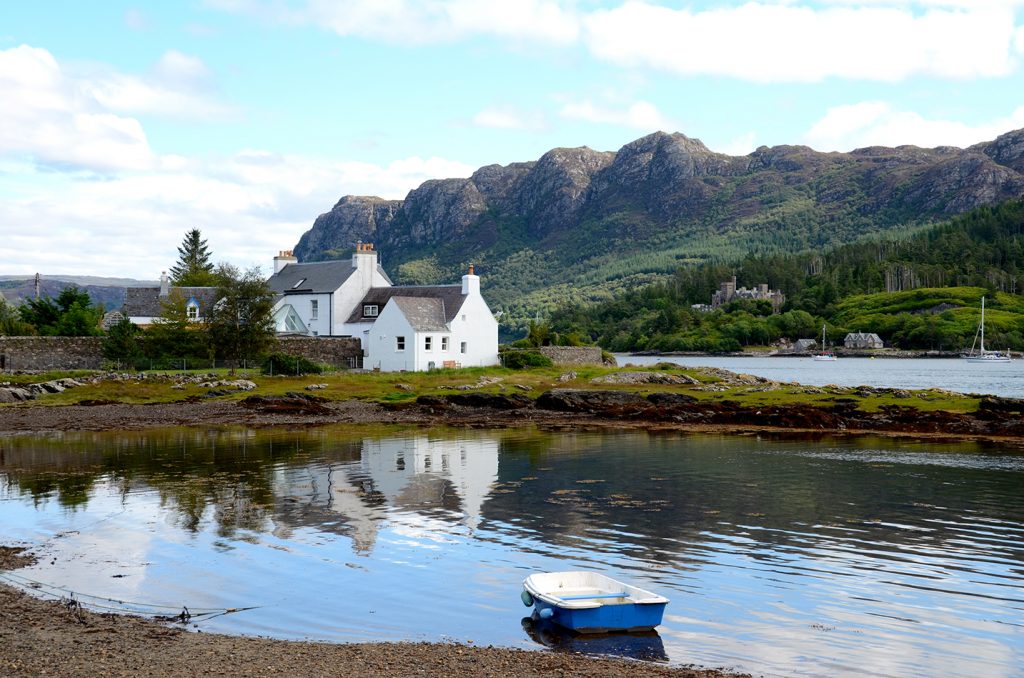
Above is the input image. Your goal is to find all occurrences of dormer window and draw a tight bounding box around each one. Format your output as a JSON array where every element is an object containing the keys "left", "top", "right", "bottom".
[
  {"left": 363, "top": 304, "right": 379, "bottom": 317},
  {"left": 292, "top": 278, "right": 306, "bottom": 289},
  {"left": 187, "top": 302, "right": 199, "bottom": 320}
]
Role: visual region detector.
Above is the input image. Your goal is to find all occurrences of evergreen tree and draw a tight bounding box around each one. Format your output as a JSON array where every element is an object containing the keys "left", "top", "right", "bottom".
[
  {"left": 0, "top": 299, "right": 35, "bottom": 336},
  {"left": 101, "top": 316, "right": 143, "bottom": 366},
  {"left": 169, "top": 229, "right": 217, "bottom": 286}
]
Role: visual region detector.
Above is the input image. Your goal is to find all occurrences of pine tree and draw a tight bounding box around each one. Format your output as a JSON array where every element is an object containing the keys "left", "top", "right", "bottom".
[{"left": 169, "top": 229, "right": 217, "bottom": 286}]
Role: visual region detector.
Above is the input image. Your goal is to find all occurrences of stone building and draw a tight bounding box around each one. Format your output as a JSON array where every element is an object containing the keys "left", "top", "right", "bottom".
[{"left": 710, "top": 276, "right": 785, "bottom": 312}]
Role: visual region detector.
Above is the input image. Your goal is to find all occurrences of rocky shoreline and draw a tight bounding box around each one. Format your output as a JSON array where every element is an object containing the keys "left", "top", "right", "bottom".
[{"left": 1, "top": 386, "right": 1022, "bottom": 443}]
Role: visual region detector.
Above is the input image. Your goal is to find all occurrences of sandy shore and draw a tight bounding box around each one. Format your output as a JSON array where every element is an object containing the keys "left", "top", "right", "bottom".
[{"left": 0, "top": 547, "right": 741, "bottom": 678}]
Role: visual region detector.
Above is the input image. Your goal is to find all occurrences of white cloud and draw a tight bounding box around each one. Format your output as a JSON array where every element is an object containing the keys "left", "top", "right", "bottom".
[
  {"left": 718, "top": 131, "right": 758, "bottom": 156},
  {"left": 0, "top": 45, "right": 155, "bottom": 171},
  {"left": 1015, "top": 24, "right": 1024, "bottom": 53},
  {"left": 0, "top": 152, "right": 475, "bottom": 278},
  {"left": 559, "top": 99, "right": 677, "bottom": 131},
  {"left": 584, "top": 2, "right": 1020, "bottom": 83},
  {"left": 216, "top": 0, "right": 580, "bottom": 45},
  {"left": 804, "top": 102, "right": 1024, "bottom": 151},
  {"left": 471, "top": 106, "right": 547, "bottom": 130}
]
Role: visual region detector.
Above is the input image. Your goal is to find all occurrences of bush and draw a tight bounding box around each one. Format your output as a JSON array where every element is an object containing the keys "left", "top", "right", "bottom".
[
  {"left": 501, "top": 350, "right": 553, "bottom": 369},
  {"left": 261, "top": 353, "right": 323, "bottom": 376}
]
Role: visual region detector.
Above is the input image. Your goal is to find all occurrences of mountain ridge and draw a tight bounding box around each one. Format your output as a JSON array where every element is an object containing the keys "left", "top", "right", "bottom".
[{"left": 294, "top": 128, "right": 1024, "bottom": 333}]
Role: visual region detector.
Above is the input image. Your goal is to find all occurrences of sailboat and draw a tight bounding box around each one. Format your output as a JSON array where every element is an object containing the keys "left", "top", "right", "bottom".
[
  {"left": 813, "top": 323, "right": 837, "bottom": 361},
  {"left": 964, "top": 296, "right": 1011, "bottom": 363}
]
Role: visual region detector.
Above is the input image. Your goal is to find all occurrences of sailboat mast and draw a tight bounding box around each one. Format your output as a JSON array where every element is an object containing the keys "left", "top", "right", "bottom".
[{"left": 980, "top": 296, "right": 986, "bottom": 353}]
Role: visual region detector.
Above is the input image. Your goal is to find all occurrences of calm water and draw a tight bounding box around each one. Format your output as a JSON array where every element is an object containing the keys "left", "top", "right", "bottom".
[
  {"left": 2, "top": 427, "right": 1023, "bottom": 677},
  {"left": 617, "top": 354, "right": 1024, "bottom": 399}
]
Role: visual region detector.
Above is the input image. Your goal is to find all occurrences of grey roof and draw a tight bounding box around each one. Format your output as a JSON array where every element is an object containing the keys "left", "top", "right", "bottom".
[
  {"left": 844, "top": 332, "right": 882, "bottom": 340},
  {"left": 346, "top": 285, "right": 467, "bottom": 324},
  {"left": 267, "top": 260, "right": 393, "bottom": 295},
  {"left": 391, "top": 297, "right": 448, "bottom": 331},
  {"left": 124, "top": 287, "right": 220, "bottom": 317}
]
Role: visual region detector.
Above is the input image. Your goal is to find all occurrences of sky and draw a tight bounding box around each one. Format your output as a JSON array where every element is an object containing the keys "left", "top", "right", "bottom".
[{"left": 3, "top": 1, "right": 1024, "bottom": 280}]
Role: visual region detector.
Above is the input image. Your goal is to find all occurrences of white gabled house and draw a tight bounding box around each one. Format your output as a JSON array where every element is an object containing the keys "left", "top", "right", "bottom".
[
  {"left": 123, "top": 272, "right": 220, "bottom": 326},
  {"left": 265, "top": 244, "right": 499, "bottom": 371},
  {"left": 267, "top": 244, "right": 392, "bottom": 336}
]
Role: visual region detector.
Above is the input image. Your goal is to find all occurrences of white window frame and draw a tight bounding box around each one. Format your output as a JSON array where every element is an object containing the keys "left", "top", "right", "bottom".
[
  {"left": 363, "top": 304, "right": 379, "bottom": 317},
  {"left": 396, "top": 336, "right": 405, "bottom": 351},
  {"left": 310, "top": 299, "right": 318, "bottom": 320},
  {"left": 441, "top": 336, "right": 449, "bottom": 351},
  {"left": 424, "top": 336, "right": 433, "bottom": 351},
  {"left": 460, "top": 341, "right": 467, "bottom": 354},
  {"left": 187, "top": 303, "right": 199, "bottom": 321}
]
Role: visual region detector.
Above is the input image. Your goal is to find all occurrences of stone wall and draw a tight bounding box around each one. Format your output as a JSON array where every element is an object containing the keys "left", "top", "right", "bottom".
[
  {"left": 0, "top": 336, "right": 105, "bottom": 371},
  {"left": 538, "top": 346, "right": 605, "bottom": 366},
  {"left": 0, "top": 335, "right": 364, "bottom": 371},
  {"left": 276, "top": 336, "right": 364, "bottom": 368}
]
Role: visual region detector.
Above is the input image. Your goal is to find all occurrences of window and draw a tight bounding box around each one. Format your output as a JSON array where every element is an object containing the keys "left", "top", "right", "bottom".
[
  {"left": 363, "top": 304, "right": 379, "bottom": 317},
  {"left": 310, "top": 299, "right": 318, "bottom": 320},
  {"left": 424, "top": 336, "right": 432, "bottom": 351},
  {"left": 187, "top": 303, "right": 199, "bottom": 320},
  {"left": 460, "top": 341, "right": 467, "bottom": 354},
  {"left": 292, "top": 278, "right": 306, "bottom": 289},
  {"left": 441, "top": 336, "right": 449, "bottom": 351},
  {"left": 396, "top": 336, "right": 405, "bottom": 351},
  {"left": 461, "top": 314, "right": 466, "bottom": 322}
]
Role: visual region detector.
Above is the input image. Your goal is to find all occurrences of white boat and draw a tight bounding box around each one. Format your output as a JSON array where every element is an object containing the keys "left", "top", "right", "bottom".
[
  {"left": 964, "top": 297, "right": 1011, "bottom": 363},
  {"left": 521, "top": 571, "right": 669, "bottom": 633},
  {"left": 813, "top": 323, "right": 837, "bottom": 361}
]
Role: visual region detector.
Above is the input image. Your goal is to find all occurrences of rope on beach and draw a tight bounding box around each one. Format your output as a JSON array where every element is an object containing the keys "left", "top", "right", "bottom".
[{"left": 0, "top": 571, "right": 259, "bottom": 622}]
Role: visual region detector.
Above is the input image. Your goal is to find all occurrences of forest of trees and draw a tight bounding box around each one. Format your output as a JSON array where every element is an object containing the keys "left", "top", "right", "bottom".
[{"left": 552, "top": 199, "right": 1024, "bottom": 352}]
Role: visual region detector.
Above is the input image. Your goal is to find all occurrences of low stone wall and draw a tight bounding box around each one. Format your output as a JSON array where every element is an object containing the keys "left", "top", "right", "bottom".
[
  {"left": 276, "top": 336, "right": 364, "bottom": 369},
  {"left": 0, "top": 337, "right": 105, "bottom": 371},
  {"left": 537, "top": 346, "right": 605, "bottom": 366}
]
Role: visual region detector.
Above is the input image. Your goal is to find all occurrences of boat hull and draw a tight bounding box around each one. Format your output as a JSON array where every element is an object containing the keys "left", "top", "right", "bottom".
[
  {"left": 529, "top": 598, "right": 667, "bottom": 633},
  {"left": 522, "top": 571, "right": 668, "bottom": 634}
]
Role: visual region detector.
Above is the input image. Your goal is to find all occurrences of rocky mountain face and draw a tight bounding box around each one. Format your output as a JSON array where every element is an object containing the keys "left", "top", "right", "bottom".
[{"left": 294, "top": 128, "right": 1024, "bottom": 329}]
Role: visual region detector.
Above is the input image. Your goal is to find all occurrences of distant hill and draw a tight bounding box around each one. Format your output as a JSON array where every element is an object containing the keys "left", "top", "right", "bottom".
[
  {"left": 0, "top": 275, "right": 155, "bottom": 310},
  {"left": 294, "top": 128, "right": 1024, "bottom": 334}
]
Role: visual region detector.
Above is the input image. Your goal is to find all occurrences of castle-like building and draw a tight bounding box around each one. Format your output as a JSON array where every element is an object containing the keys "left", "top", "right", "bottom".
[{"left": 710, "top": 276, "right": 785, "bottom": 312}]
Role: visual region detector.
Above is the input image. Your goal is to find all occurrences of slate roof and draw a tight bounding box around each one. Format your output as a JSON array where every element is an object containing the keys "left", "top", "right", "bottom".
[
  {"left": 124, "top": 287, "right": 220, "bottom": 318},
  {"left": 345, "top": 285, "right": 467, "bottom": 325},
  {"left": 391, "top": 297, "right": 448, "bottom": 331},
  {"left": 267, "top": 261, "right": 393, "bottom": 295}
]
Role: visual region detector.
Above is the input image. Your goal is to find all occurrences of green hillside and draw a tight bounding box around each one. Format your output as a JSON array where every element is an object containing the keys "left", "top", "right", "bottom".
[{"left": 551, "top": 199, "right": 1024, "bottom": 352}]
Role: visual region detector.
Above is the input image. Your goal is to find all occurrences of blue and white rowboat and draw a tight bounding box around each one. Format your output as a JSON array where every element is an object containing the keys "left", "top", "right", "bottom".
[{"left": 521, "top": 571, "right": 669, "bottom": 633}]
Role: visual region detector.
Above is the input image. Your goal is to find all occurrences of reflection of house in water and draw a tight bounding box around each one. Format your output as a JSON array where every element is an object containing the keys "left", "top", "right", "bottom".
[{"left": 272, "top": 436, "right": 499, "bottom": 553}]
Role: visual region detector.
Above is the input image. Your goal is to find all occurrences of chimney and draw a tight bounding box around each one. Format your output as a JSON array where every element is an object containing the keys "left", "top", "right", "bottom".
[
  {"left": 352, "top": 241, "right": 378, "bottom": 272},
  {"left": 159, "top": 271, "right": 169, "bottom": 297},
  {"left": 461, "top": 263, "right": 479, "bottom": 295},
  {"left": 274, "top": 250, "right": 297, "bottom": 274}
]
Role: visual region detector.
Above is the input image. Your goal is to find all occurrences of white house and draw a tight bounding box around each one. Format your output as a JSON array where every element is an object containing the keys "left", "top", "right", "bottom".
[
  {"left": 267, "top": 244, "right": 392, "bottom": 336},
  {"left": 265, "top": 244, "right": 499, "bottom": 371}
]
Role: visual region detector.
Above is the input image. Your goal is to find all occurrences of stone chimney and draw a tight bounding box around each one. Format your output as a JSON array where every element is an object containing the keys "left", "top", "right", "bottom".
[
  {"left": 461, "top": 263, "right": 479, "bottom": 295},
  {"left": 274, "top": 250, "right": 297, "bottom": 274},
  {"left": 159, "top": 271, "right": 169, "bottom": 297}
]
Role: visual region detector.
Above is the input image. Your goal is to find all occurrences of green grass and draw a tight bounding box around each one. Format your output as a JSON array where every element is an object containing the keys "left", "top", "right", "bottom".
[{"left": 7, "top": 364, "right": 981, "bottom": 415}]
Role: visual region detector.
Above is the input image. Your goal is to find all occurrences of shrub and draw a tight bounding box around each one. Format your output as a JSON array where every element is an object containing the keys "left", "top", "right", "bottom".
[
  {"left": 501, "top": 350, "right": 553, "bottom": 369},
  {"left": 261, "top": 353, "right": 323, "bottom": 376}
]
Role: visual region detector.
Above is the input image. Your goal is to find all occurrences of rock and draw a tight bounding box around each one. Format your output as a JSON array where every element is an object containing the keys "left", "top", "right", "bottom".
[
  {"left": 535, "top": 389, "right": 651, "bottom": 415},
  {"left": 0, "top": 387, "right": 34, "bottom": 403},
  {"left": 394, "top": 383, "right": 414, "bottom": 392},
  {"left": 646, "top": 392, "right": 698, "bottom": 406},
  {"left": 513, "top": 384, "right": 531, "bottom": 391},
  {"left": 239, "top": 393, "right": 331, "bottom": 415},
  {"left": 443, "top": 393, "right": 532, "bottom": 410},
  {"left": 556, "top": 371, "right": 577, "bottom": 383},
  {"left": 305, "top": 383, "right": 328, "bottom": 391},
  {"left": 592, "top": 371, "right": 698, "bottom": 385}
]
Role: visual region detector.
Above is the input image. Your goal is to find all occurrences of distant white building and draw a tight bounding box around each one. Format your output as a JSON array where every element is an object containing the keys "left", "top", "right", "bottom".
[{"left": 265, "top": 244, "right": 499, "bottom": 371}]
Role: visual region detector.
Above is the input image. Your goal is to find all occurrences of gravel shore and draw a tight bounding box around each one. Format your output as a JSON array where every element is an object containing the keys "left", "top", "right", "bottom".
[{"left": 0, "top": 546, "right": 742, "bottom": 678}]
